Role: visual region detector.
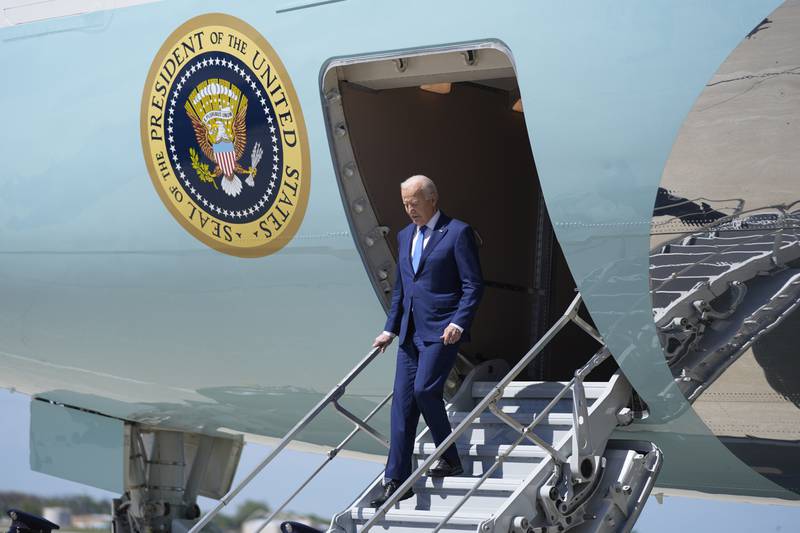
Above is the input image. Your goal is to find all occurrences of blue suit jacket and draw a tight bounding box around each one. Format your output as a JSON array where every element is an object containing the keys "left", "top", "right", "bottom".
[{"left": 384, "top": 213, "right": 484, "bottom": 344}]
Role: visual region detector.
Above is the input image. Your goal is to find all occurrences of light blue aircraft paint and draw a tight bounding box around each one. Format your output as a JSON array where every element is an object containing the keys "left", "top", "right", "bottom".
[
  {"left": 30, "top": 399, "right": 125, "bottom": 493},
  {"left": 1, "top": 0, "right": 798, "bottom": 513}
]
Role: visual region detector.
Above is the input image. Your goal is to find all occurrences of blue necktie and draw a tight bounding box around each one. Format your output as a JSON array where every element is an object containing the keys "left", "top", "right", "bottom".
[{"left": 412, "top": 225, "right": 427, "bottom": 273}]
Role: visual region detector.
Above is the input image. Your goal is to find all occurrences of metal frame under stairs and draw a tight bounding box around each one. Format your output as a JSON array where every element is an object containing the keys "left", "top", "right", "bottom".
[{"left": 188, "top": 294, "right": 662, "bottom": 533}]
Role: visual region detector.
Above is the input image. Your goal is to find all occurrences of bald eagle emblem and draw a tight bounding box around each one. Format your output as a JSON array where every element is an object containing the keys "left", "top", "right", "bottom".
[{"left": 185, "top": 80, "right": 263, "bottom": 197}]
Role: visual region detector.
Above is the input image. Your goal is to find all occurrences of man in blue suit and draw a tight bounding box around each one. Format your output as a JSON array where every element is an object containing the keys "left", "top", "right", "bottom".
[{"left": 370, "top": 175, "right": 484, "bottom": 507}]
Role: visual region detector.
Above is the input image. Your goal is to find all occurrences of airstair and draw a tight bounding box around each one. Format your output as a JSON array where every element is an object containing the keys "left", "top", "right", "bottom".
[
  {"left": 651, "top": 206, "right": 800, "bottom": 400},
  {"left": 333, "top": 369, "right": 659, "bottom": 533},
  {"left": 188, "top": 294, "right": 662, "bottom": 533}
]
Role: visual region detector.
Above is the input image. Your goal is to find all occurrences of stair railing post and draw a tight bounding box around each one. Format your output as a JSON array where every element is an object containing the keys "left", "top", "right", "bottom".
[
  {"left": 772, "top": 208, "right": 787, "bottom": 266},
  {"left": 255, "top": 392, "right": 393, "bottom": 533}
]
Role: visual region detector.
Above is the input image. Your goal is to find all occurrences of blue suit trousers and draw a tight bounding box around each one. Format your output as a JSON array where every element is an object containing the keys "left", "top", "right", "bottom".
[{"left": 385, "top": 315, "right": 461, "bottom": 482}]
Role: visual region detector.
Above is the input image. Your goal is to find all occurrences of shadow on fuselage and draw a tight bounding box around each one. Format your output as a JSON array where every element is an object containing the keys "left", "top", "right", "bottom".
[
  {"left": 752, "top": 306, "right": 800, "bottom": 409},
  {"left": 33, "top": 384, "right": 392, "bottom": 455},
  {"left": 719, "top": 435, "right": 800, "bottom": 495}
]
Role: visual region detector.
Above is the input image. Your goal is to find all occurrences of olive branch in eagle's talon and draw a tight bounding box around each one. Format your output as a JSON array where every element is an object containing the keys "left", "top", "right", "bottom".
[
  {"left": 189, "top": 147, "right": 220, "bottom": 189},
  {"left": 245, "top": 142, "right": 263, "bottom": 187}
]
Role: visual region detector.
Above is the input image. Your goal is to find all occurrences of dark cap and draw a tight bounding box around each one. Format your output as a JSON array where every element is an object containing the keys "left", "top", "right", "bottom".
[
  {"left": 280, "top": 522, "right": 322, "bottom": 533},
  {"left": 6, "top": 510, "right": 60, "bottom": 533}
]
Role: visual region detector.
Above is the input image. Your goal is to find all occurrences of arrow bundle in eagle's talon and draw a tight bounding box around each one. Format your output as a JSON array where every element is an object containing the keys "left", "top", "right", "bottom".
[{"left": 246, "top": 142, "right": 263, "bottom": 187}]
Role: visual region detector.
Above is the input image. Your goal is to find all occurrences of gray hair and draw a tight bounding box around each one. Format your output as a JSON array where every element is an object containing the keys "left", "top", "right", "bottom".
[{"left": 401, "top": 175, "right": 438, "bottom": 200}]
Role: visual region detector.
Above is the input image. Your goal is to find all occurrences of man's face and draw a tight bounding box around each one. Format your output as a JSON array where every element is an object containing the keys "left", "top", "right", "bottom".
[{"left": 402, "top": 185, "right": 438, "bottom": 226}]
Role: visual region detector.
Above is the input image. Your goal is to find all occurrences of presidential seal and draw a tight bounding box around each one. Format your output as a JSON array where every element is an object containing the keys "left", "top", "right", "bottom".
[{"left": 141, "top": 14, "right": 310, "bottom": 257}]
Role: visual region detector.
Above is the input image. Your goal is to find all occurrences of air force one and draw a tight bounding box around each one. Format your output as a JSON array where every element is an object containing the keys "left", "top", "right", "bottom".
[{"left": 1, "top": 0, "right": 799, "bottom": 531}]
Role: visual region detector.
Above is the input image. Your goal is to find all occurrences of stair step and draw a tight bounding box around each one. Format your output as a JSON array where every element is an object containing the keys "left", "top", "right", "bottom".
[
  {"left": 649, "top": 263, "right": 728, "bottom": 279},
  {"left": 412, "top": 476, "right": 519, "bottom": 492},
  {"left": 649, "top": 250, "right": 764, "bottom": 266},
  {"left": 491, "top": 398, "right": 576, "bottom": 413},
  {"left": 650, "top": 276, "right": 707, "bottom": 292},
  {"left": 418, "top": 425, "right": 571, "bottom": 448},
  {"left": 667, "top": 242, "right": 788, "bottom": 254},
  {"left": 390, "top": 476, "right": 519, "bottom": 513},
  {"left": 358, "top": 478, "right": 519, "bottom": 518},
  {"left": 692, "top": 236, "right": 786, "bottom": 246},
  {"left": 448, "top": 411, "right": 573, "bottom": 426},
  {"left": 414, "top": 442, "right": 548, "bottom": 459},
  {"left": 472, "top": 381, "right": 607, "bottom": 400},
  {"left": 351, "top": 508, "right": 485, "bottom": 531},
  {"left": 712, "top": 229, "right": 782, "bottom": 239},
  {"left": 443, "top": 411, "right": 573, "bottom": 446},
  {"left": 413, "top": 441, "right": 547, "bottom": 478}
]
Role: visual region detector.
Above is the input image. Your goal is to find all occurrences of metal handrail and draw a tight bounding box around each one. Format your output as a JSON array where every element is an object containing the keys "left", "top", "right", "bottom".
[
  {"left": 362, "top": 292, "right": 600, "bottom": 531},
  {"left": 255, "top": 392, "right": 393, "bottom": 533},
  {"left": 189, "top": 346, "right": 388, "bottom": 533}
]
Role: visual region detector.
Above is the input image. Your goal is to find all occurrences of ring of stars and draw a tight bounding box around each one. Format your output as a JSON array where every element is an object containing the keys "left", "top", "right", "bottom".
[{"left": 166, "top": 55, "right": 281, "bottom": 222}]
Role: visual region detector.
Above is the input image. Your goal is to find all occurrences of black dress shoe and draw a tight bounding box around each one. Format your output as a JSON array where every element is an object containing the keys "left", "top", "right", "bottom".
[
  {"left": 427, "top": 457, "right": 464, "bottom": 478},
  {"left": 369, "top": 480, "right": 414, "bottom": 508},
  {"left": 280, "top": 522, "right": 323, "bottom": 533}
]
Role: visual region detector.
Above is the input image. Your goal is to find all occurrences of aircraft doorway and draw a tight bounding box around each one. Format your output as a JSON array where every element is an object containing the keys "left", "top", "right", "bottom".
[{"left": 322, "top": 44, "right": 613, "bottom": 381}]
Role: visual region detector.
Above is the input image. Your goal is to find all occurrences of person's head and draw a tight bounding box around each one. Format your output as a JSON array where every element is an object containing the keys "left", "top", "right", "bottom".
[{"left": 400, "top": 175, "right": 438, "bottom": 226}]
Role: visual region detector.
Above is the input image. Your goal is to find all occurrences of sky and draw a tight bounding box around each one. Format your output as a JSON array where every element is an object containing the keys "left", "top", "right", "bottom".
[{"left": 2, "top": 388, "right": 800, "bottom": 532}]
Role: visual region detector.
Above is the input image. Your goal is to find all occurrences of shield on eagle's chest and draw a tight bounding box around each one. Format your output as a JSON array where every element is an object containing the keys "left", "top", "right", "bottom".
[{"left": 213, "top": 142, "right": 236, "bottom": 177}]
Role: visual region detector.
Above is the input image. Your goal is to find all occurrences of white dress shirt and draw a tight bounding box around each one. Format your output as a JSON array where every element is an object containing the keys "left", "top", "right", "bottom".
[{"left": 384, "top": 210, "right": 463, "bottom": 339}]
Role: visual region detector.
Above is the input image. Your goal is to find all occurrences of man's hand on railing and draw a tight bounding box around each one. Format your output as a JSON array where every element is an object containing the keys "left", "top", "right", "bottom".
[{"left": 373, "top": 331, "right": 395, "bottom": 352}]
